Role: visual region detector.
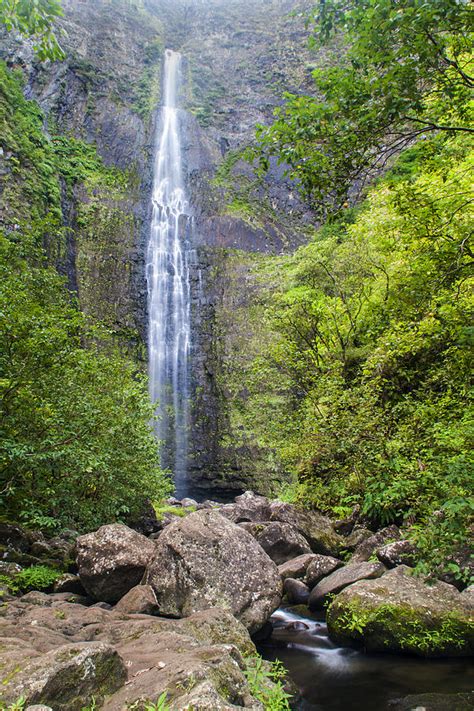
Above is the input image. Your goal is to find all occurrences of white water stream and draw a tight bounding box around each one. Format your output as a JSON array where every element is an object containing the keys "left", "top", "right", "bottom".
[{"left": 146, "top": 50, "right": 191, "bottom": 497}]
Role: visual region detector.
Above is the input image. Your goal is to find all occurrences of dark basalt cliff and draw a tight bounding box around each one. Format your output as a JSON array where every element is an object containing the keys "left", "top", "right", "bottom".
[{"left": 1, "top": 0, "right": 319, "bottom": 496}]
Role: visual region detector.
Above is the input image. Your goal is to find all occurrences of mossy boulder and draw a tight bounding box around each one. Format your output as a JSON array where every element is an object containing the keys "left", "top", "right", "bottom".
[
  {"left": 0, "top": 641, "right": 126, "bottom": 710},
  {"left": 327, "top": 566, "right": 474, "bottom": 657}
]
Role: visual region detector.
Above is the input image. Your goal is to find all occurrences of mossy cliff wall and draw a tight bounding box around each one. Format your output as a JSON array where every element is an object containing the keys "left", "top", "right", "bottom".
[{"left": 1, "top": 0, "right": 318, "bottom": 495}]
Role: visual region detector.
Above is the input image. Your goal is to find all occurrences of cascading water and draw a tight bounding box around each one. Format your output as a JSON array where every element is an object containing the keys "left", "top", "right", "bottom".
[{"left": 146, "top": 49, "right": 191, "bottom": 498}]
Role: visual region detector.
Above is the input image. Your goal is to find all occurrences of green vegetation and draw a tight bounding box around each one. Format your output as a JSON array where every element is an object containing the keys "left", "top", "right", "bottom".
[
  {"left": 244, "top": 656, "right": 291, "bottom": 710},
  {"left": 0, "top": 0, "right": 64, "bottom": 61},
  {"left": 225, "top": 1, "right": 474, "bottom": 581},
  {"left": 254, "top": 0, "right": 473, "bottom": 213},
  {"left": 0, "top": 565, "right": 60, "bottom": 594},
  {"left": 328, "top": 598, "right": 470, "bottom": 655}
]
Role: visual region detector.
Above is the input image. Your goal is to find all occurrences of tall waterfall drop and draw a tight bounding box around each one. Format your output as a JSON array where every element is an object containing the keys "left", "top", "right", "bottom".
[{"left": 147, "top": 49, "right": 191, "bottom": 497}]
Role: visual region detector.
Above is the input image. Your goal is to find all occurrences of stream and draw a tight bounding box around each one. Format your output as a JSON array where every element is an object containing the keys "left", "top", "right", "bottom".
[{"left": 259, "top": 607, "right": 474, "bottom": 711}]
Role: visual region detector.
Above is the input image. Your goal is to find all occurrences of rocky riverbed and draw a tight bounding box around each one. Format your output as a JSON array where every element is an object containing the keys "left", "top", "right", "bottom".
[{"left": 0, "top": 492, "right": 472, "bottom": 709}]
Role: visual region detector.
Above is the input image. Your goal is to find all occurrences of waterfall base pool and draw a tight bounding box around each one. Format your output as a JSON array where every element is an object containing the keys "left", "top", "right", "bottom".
[{"left": 259, "top": 607, "right": 474, "bottom": 711}]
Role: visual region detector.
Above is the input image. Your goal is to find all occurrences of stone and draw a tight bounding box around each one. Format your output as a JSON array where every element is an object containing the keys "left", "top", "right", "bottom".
[
  {"left": 268, "top": 501, "right": 343, "bottom": 556},
  {"left": 377, "top": 539, "right": 417, "bottom": 568},
  {"left": 115, "top": 585, "right": 160, "bottom": 616},
  {"left": 461, "top": 584, "right": 474, "bottom": 608},
  {"left": 304, "top": 554, "right": 344, "bottom": 589},
  {"left": 76, "top": 524, "right": 156, "bottom": 603},
  {"left": 278, "top": 553, "right": 318, "bottom": 580},
  {"left": 219, "top": 490, "right": 272, "bottom": 523},
  {"left": 308, "top": 562, "right": 386, "bottom": 610},
  {"left": 1, "top": 642, "right": 127, "bottom": 710},
  {"left": 344, "top": 526, "right": 374, "bottom": 552},
  {"left": 125, "top": 499, "right": 161, "bottom": 536},
  {"left": 54, "top": 574, "right": 87, "bottom": 596},
  {"left": 283, "top": 578, "right": 310, "bottom": 605},
  {"left": 145, "top": 510, "right": 282, "bottom": 633},
  {"left": 388, "top": 691, "right": 474, "bottom": 711},
  {"left": 239, "top": 521, "right": 311, "bottom": 564},
  {"left": 350, "top": 524, "right": 400, "bottom": 562},
  {"left": 26, "top": 706, "right": 54, "bottom": 711},
  {"left": 333, "top": 505, "right": 361, "bottom": 536},
  {"left": 327, "top": 566, "right": 474, "bottom": 656}
]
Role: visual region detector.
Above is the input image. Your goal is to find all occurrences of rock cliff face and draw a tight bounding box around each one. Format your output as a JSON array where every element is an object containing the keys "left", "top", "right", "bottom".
[{"left": 1, "top": 0, "right": 318, "bottom": 495}]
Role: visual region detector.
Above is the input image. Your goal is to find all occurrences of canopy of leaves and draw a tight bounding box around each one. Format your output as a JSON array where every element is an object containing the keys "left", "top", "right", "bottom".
[
  {"left": 0, "top": 0, "right": 65, "bottom": 60},
  {"left": 254, "top": 0, "right": 473, "bottom": 213},
  {"left": 237, "top": 132, "right": 473, "bottom": 581}
]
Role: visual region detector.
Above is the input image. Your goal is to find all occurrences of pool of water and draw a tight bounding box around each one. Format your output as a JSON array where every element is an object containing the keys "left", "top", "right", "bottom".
[{"left": 259, "top": 607, "right": 474, "bottom": 711}]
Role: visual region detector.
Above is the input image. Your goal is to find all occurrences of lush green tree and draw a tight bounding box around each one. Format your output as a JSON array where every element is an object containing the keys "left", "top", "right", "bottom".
[
  {"left": 0, "top": 228, "right": 171, "bottom": 532},
  {"left": 0, "top": 0, "right": 64, "bottom": 60},
  {"left": 254, "top": 0, "right": 473, "bottom": 213}
]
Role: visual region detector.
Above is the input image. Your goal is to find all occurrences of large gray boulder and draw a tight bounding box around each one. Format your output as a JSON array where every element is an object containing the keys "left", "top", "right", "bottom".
[
  {"left": 327, "top": 566, "right": 474, "bottom": 657},
  {"left": 308, "top": 561, "right": 386, "bottom": 610},
  {"left": 219, "top": 491, "right": 272, "bottom": 523},
  {"left": 239, "top": 521, "right": 311, "bottom": 564},
  {"left": 145, "top": 510, "right": 282, "bottom": 633},
  {"left": 1, "top": 642, "right": 126, "bottom": 711},
  {"left": 269, "top": 502, "right": 343, "bottom": 556},
  {"left": 76, "top": 524, "right": 156, "bottom": 603}
]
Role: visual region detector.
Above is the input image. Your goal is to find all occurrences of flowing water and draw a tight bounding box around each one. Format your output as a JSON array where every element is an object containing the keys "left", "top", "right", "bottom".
[
  {"left": 147, "top": 49, "right": 191, "bottom": 497},
  {"left": 260, "top": 608, "right": 474, "bottom": 711}
]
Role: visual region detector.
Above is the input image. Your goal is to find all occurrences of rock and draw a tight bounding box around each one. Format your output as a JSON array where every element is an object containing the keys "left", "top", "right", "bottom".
[
  {"left": 76, "top": 524, "right": 156, "bottom": 603},
  {"left": 283, "top": 578, "right": 310, "bottom": 605},
  {"left": 333, "top": 506, "right": 361, "bottom": 536},
  {"left": 115, "top": 585, "right": 160, "bottom": 616},
  {"left": 304, "top": 554, "right": 344, "bottom": 589},
  {"left": 278, "top": 553, "right": 318, "bottom": 580},
  {"left": 351, "top": 524, "right": 400, "bottom": 562},
  {"left": 1, "top": 641, "right": 127, "bottom": 710},
  {"left": 344, "top": 526, "right": 374, "bottom": 552},
  {"left": 219, "top": 490, "right": 272, "bottom": 523},
  {"left": 327, "top": 566, "right": 474, "bottom": 656},
  {"left": 0, "top": 523, "right": 31, "bottom": 552},
  {"left": 308, "top": 562, "right": 386, "bottom": 610},
  {"left": 20, "top": 591, "right": 53, "bottom": 606},
  {"left": 388, "top": 691, "right": 474, "bottom": 710},
  {"left": 239, "top": 521, "right": 311, "bottom": 564},
  {"left": 181, "top": 497, "right": 198, "bottom": 507},
  {"left": 437, "top": 547, "right": 474, "bottom": 590},
  {"left": 126, "top": 499, "right": 161, "bottom": 536},
  {"left": 54, "top": 574, "right": 87, "bottom": 596},
  {"left": 461, "top": 584, "right": 474, "bottom": 608},
  {"left": 377, "top": 539, "right": 417, "bottom": 568},
  {"left": 145, "top": 510, "right": 282, "bottom": 633},
  {"left": 25, "top": 706, "right": 54, "bottom": 711},
  {"left": 269, "top": 502, "right": 343, "bottom": 556}
]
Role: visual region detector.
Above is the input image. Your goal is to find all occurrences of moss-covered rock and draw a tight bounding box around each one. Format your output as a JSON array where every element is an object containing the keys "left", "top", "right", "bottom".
[{"left": 327, "top": 566, "right": 474, "bottom": 657}]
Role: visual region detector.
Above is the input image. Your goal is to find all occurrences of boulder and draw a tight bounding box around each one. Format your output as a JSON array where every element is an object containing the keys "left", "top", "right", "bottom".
[
  {"left": 0, "top": 641, "right": 126, "bottom": 710},
  {"left": 76, "top": 524, "right": 156, "bottom": 603},
  {"left": 283, "top": 578, "right": 310, "bottom": 605},
  {"left": 278, "top": 554, "right": 318, "bottom": 580},
  {"left": 304, "top": 554, "right": 344, "bottom": 589},
  {"left": 219, "top": 491, "right": 272, "bottom": 523},
  {"left": 461, "top": 584, "right": 474, "bottom": 608},
  {"left": 54, "top": 574, "right": 87, "bottom": 596},
  {"left": 377, "top": 539, "right": 417, "bottom": 568},
  {"left": 145, "top": 510, "right": 282, "bottom": 633},
  {"left": 239, "top": 521, "right": 311, "bottom": 564},
  {"left": 269, "top": 502, "right": 343, "bottom": 556},
  {"left": 344, "top": 526, "right": 374, "bottom": 552},
  {"left": 308, "top": 561, "right": 385, "bottom": 610},
  {"left": 115, "top": 585, "right": 160, "bottom": 616},
  {"left": 388, "top": 691, "right": 474, "bottom": 711},
  {"left": 327, "top": 566, "right": 474, "bottom": 656},
  {"left": 333, "top": 506, "right": 361, "bottom": 536},
  {"left": 350, "top": 524, "right": 400, "bottom": 562}
]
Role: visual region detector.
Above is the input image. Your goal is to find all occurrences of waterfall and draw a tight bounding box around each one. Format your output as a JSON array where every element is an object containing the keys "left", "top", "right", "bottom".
[{"left": 146, "top": 49, "right": 191, "bottom": 498}]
